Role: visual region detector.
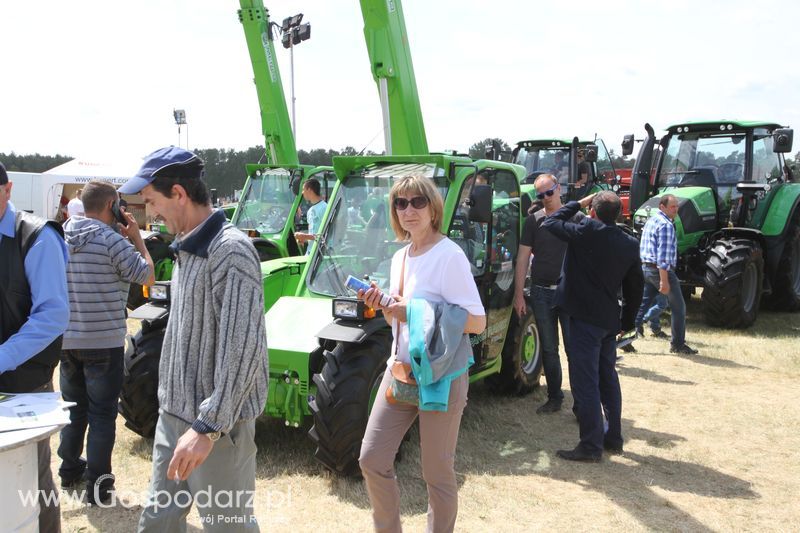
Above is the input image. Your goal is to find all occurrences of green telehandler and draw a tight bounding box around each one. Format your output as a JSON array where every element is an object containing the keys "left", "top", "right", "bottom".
[
  {"left": 118, "top": 0, "right": 334, "bottom": 438},
  {"left": 260, "top": 0, "right": 544, "bottom": 476},
  {"left": 626, "top": 120, "right": 799, "bottom": 328}
]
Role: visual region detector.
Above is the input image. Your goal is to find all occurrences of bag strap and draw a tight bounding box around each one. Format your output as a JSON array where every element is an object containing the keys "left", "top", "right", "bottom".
[
  {"left": 394, "top": 246, "right": 409, "bottom": 356},
  {"left": 398, "top": 246, "right": 408, "bottom": 296}
]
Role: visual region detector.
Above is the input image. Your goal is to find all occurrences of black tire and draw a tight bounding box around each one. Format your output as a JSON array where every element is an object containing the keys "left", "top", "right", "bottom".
[
  {"left": 486, "top": 308, "right": 542, "bottom": 395},
  {"left": 681, "top": 285, "right": 695, "bottom": 302},
  {"left": 308, "top": 329, "right": 392, "bottom": 476},
  {"left": 127, "top": 238, "right": 173, "bottom": 310},
  {"left": 767, "top": 210, "right": 800, "bottom": 311},
  {"left": 702, "top": 238, "right": 764, "bottom": 328},
  {"left": 118, "top": 325, "right": 164, "bottom": 438}
]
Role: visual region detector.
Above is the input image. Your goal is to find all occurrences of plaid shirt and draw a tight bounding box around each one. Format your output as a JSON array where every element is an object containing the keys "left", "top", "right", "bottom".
[{"left": 640, "top": 209, "right": 677, "bottom": 270}]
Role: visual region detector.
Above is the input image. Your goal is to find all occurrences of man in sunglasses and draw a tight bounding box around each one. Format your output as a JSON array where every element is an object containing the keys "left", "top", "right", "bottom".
[{"left": 513, "top": 174, "right": 584, "bottom": 414}]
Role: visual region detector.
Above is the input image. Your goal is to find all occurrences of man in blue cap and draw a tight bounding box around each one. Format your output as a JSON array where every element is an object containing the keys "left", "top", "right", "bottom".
[
  {"left": 120, "top": 147, "right": 269, "bottom": 531},
  {"left": 0, "top": 161, "right": 69, "bottom": 532}
]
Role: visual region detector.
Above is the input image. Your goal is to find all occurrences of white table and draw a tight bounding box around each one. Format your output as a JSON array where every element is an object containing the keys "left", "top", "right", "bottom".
[{"left": 0, "top": 425, "right": 63, "bottom": 533}]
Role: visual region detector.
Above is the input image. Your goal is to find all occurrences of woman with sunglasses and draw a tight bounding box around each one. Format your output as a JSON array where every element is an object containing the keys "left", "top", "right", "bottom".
[{"left": 358, "top": 176, "right": 486, "bottom": 533}]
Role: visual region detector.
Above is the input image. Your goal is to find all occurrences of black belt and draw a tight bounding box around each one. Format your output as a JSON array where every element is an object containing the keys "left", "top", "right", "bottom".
[{"left": 643, "top": 262, "right": 657, "bottom": 268}]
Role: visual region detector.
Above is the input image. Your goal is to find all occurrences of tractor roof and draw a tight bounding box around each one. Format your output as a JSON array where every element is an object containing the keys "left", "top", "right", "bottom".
[
  {"left": 666, "top": 120, "right": 783, "bottom": 133},
  {"left": 515, "top": 138, "right": 595, "bottom": 149},
  {"left": 331, "top": 154, "right": 525, "bottom": 182}
]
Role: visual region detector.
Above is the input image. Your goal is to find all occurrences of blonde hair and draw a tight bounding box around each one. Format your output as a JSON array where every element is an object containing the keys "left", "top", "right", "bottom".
[{"left": 388, "top": 176, "right": 444, "bottom": 240}]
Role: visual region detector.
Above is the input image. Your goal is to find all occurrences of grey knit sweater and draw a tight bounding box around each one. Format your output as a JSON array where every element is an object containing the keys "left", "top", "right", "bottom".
[
  {"left": 62, "top": 216, "right": 151, "bottom": 349},
  {"left": 158, "top": 210, "right": 269, "bottom": 433}
]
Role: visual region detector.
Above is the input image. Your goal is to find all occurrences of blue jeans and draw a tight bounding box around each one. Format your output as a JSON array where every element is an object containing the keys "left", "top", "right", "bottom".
[
  {"left": 635, "top": 276, "right": 668, "bottom": 332},
  {"left": 530, "top": 285, "right": 569, "bottom": 401},
  {"left": 637, "top": 266, "right": 687, "bottom": 346},
  {"left": 58, "top": 347, "right": 124, "bottom": 488}
]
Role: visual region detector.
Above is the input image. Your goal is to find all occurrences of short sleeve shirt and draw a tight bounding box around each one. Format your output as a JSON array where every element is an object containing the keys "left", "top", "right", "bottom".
[
  {"left": 520, "top": 208, "right": 585, "bottom": 286},
  {"left": 307, "top": 200, "right": 327, "bottom": 234},
  {"left": 389, "top": 238, "right": 484, "bottom": 364}
]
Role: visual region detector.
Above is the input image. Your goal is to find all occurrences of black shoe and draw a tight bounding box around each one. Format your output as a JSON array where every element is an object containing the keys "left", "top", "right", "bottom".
[
  {"left": 670, "top": 343, "right": 698, "bottom": 355},
  {"left": 86, "top": 481, "right": 115, "bottom": 506},
  {"left": 635, "top": 325, "right": 644, "bottom": 338},
  {"left": 536, "top": 398, "right": 563, "bottom": 414},
  {"left": 60, "top": 470, "right": 88, "bottom": 491},
  {"left": 603, "top": 440, "right": 624, "bottom": 455},
  {"left": 651, "top": 329, "right": 670, "bottom": 340},
  {"left": 556, "top": 447, "right": 601, "bottom": 463},
  {"left": 620, "top": 343, "right": 636, "bottom": 353}
]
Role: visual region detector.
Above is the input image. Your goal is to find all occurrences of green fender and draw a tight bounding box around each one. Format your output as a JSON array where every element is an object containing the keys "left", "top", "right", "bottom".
[{"left": 761, "top": 183, "right": 800, "bottom": 236}]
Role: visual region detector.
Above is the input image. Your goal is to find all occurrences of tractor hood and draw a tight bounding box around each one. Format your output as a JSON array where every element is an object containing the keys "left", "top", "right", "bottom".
[
  {"left": 265, "top": 296, "right": 334, "bottom": 355},
  {"left": 632, "top": 187, "right": 718, "bottom": 248}
]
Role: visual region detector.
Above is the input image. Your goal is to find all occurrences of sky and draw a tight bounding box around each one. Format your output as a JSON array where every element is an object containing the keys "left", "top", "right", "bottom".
[{"left": 2, "top": 0, "right": 799, "bottom": 164}]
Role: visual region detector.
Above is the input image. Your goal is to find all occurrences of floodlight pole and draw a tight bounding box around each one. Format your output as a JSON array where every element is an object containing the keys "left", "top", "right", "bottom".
[{"left": 290, "top": 40, "right": 296, "bottom": 141}]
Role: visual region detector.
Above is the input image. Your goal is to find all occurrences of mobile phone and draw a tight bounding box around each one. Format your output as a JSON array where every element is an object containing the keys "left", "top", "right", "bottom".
[
  {"left": 111, "top": 200, "right": 128, "bottom": 226},
  {"left": 345, "top": 275, "right": 392, "bottom": 307}
]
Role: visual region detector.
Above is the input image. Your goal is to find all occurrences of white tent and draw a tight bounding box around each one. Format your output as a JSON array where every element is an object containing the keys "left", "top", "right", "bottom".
[{"left": 44, "top": 157, "right": 141, "bottom": 182}]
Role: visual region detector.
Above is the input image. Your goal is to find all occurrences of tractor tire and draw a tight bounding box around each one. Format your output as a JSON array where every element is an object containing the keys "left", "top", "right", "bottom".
[
  {"left": 118, "top": 325, "right": 164, "bottom": 438},
  {"left": 486, "top": 308, "right": 542, "bottom": 395},
  {"left": 308, "top": 330, "right": 392, "bottom": 477},
  {"left": 127, "top": 238, "right": 173, "bottom": 310},
  {"left": 766, "top": 211, "right": 800, "bottom": 311},
  {"left": 702, "top": 238, "right": 764, "bottom": 328},
  {"left": 681, "top": 285, "right": 695, "bottom": 302}
]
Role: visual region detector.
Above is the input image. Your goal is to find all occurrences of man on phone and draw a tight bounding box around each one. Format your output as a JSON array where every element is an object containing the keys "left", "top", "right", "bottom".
[{"left": 58, "top": 180, "right": 154, "bottom": 504}]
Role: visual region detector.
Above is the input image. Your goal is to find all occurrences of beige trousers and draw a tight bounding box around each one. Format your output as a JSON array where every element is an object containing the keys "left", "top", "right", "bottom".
[{"left": 359, "top": 368, "right": 468, "bottom": 533}]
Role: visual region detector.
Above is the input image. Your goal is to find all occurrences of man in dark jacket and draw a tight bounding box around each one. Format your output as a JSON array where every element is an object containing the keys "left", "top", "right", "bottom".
[
  {"left": 542, "top": 191, "right": 643, "bottom": 462},
  {"left": 0, "top": 162, "right": 69, "bottom": 532}
]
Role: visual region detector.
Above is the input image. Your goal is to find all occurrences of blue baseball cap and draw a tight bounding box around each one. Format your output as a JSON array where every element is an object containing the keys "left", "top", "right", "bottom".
[{"left": 118, "top": 146, "right": 204, "bottom": 194}]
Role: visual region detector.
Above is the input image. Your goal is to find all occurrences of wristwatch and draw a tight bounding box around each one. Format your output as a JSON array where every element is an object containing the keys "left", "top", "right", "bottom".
[{"left": 205, "top": 431, "right": 221, "bottom": 442}]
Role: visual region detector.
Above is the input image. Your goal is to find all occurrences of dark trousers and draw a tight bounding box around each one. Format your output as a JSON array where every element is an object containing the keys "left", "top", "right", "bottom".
[
  {"left": 58, "top": 347, "right": 124, "bottom": 490},
  {"left": 36, "top": 381, "right": 61, "bottom": 533},
  {"left": 530, "top": 285, "right": 569, "bottom": 401},
  {"left": 567, "top": 317, "right": 623, "bottom": 455}
]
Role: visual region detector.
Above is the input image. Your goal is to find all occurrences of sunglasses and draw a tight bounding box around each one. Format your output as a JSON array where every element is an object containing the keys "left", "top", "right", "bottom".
[
  {"left": 393, "top": 196, "right": 429, "bottom": 210},
  {"left": 536, "top": 183, "right": 559, "bottom": 200}
]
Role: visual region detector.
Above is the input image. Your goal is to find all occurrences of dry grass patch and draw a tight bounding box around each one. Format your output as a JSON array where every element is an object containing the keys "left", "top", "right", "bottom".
[{"left": 55, "top": 300, "right": 800, "bottom": 532}]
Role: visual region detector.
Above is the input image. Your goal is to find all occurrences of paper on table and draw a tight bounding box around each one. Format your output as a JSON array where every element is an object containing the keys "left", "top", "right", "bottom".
[{"left": 0, "top": 392, "right": 75, "bottom": 433}]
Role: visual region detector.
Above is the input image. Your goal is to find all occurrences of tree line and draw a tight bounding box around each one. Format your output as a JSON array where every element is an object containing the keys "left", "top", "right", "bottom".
[{"left": 8, "top": 143, "right": 800, "bottom": 197}]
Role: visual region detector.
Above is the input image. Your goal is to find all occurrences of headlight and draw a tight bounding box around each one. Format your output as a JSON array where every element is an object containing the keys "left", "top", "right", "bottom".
[
  {"left": 148, "top": 283, "right": 171, "bottom": 301},
  {"left": 332, "top": 298, "right": 375, "bottom": 320}
]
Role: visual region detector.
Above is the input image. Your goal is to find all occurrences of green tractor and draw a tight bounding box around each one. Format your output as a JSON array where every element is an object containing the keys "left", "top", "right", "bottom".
[
  {"left": 511, "top": 137, "right": 623, "bottom": 207},
  {"left": 262, "top": 153, "right": 539, "bottom": 475},
  {"left": 626, "top": 121, "right": 800, "bottom": 328}
]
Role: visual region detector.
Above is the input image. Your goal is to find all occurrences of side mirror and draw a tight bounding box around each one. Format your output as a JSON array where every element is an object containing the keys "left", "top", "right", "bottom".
[
  {"left": 520, "top": 192, "right": 532, "bottom": 215},
  {"left": 290, "top": 174, "right": 301, "bottom": 196},
  {"left": 773, "top": 128, "right": 793, "bottom": 153},
  {"left": 621, "top": 134, "right": 635, "bottom": 156},
  {"left": 583, "top": 144, "right": 598, "bottom": 163},
  {"left": 468, "top": 184, "right": 492, "bottom": 224}
]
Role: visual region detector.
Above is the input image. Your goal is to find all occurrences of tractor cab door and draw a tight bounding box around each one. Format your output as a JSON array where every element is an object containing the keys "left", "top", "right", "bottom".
[
  {"left": 745, "top": 128, "right": 788, "bottom": 228},
  {"left": 593, "top": 139, "right": 616, "bottom": 189},
  {"left": 449, "top": 167, "right": 521, "bottom": 372},
  {"left": 629, "top": 123, "right": 657, "bottom": 213}
]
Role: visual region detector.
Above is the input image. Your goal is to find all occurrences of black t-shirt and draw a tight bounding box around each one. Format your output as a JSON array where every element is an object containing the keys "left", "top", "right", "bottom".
[{"left": 520, "top": 208, "right": 585, "bottom": 286}]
